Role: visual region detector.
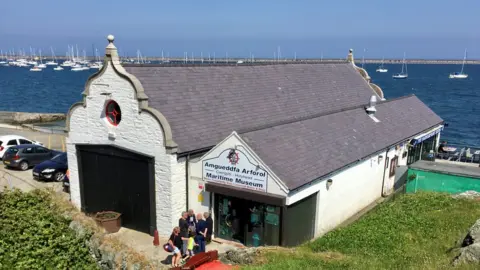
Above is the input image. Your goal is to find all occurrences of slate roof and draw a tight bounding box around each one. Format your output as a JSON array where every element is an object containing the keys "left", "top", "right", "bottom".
[
  {"left": 240, "top": 95, "right": 443, "bottom": 189},
  {"left": 124, "top": 62, "right": 379, "bottom": 153}
]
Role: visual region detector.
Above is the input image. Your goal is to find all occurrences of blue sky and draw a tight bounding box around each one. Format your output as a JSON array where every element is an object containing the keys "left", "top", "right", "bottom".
[{"left": 1, "top": 0, "right": 479, "bottom": 59}]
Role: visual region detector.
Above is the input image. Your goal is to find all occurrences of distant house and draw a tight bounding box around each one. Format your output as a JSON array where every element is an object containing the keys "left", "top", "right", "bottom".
[{"left": 65, "top": 35, "right": 443, "bottom": 247}]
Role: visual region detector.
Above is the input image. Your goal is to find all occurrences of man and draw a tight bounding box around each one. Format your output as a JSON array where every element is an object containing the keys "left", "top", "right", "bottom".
[
  {"left": 195, "top": 213, "right": 208, "bottom": 253},
  {"left": 178, "top": 211, "right": 189, "bottom": 256},
  {"left": 204, "top": 212, "right": 213, "bottom": 244},
  {"left": 438, "top": 141, "right": 447, "bottom": 153}
]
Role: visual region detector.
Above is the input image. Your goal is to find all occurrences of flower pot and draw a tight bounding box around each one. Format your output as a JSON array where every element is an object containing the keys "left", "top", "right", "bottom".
[{"left": 94, "top": 211, "right": 121, "bottom": 233}]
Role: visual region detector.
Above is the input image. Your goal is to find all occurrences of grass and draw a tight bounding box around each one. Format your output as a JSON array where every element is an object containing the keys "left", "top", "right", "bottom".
[{"left": 244, "top": 192, "right": 480, "bottom": 270}]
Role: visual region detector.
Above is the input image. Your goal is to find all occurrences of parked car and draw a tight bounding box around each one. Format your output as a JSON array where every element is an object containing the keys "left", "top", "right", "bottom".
[
  {"left": 2, "top": 144, "right": 61, "bottom": 171},
  {"left": 0, "top": 135, "right": 43, "bottom": 159},
  {"left": 32, "top": 152, "right": 68, "bottom": 181}
]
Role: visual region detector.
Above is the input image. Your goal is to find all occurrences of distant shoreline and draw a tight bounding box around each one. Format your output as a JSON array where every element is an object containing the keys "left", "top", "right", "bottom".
[{"left": 5, "top": 56, "right": 480, "bottom": 64}]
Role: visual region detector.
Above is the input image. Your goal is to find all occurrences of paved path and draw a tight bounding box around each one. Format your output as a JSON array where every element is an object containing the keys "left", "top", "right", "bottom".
[
  {"left": 0, "top": 125, "right": 66, "bottom": 151},
  {"left": 0, "top": 164, "right": 62, "bottom": 192}
]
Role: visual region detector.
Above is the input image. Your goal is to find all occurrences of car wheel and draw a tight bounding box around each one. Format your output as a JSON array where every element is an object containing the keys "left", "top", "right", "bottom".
[
  {"left": 19, "top": 161, "right": 29, "bottom": 171},
  {"left": 54, "top": 172, "right": 65, "bottom": 182}
]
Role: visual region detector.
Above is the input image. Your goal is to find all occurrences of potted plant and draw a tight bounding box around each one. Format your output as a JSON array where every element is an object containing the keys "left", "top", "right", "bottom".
[{"left": 94, "top": 211, "right": 122, "bottom": 233}]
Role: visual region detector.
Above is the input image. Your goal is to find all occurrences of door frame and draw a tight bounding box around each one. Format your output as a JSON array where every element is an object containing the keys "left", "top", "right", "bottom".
[{"left": 76, "top": 144, "right": 157, "bottom": 235}]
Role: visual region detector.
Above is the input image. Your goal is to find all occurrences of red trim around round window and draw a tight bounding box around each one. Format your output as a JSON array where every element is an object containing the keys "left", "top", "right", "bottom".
[{"left": 105, "top": 100, "right": 122, "bottom": 126}]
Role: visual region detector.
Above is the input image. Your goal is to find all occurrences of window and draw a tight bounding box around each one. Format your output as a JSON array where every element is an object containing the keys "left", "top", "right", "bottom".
[
  {"left": 52, "top": 153, "right": 67, "bottom": 164},
  {"left": 35, "top": 147, "right": 49, "bottom": 154},
  {"left": 389, "top": 156, "right": 398, "bottom": 177},
  {"left": 6, "top": 148, "right": 18, "bottom": 154},
  {"left": 23, "top": 147, "right": 34, "bottom": 154},
  {"left": 19, "top": 139, "right": 32, "bottom": 145},
  {"left": 105, "top": 100, "right": 122, "bottom": 126},
  {"left": 7, "top": 140, "right": 18, "bottom": 146}
]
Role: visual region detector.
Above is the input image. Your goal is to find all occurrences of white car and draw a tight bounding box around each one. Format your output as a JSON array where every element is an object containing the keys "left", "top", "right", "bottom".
[{"left": 0, "top": 135, "right": 43, "bottom": 159}]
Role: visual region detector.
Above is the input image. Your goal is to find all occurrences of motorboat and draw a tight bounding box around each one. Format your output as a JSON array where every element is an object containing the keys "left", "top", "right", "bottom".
[
  {"left": 30, "top": 66, "right": 42, "bottom": 72},
  {"left": 449, "top": 49, "right": 468, "bottom": 79},
  {"left": 53, "top": 66, "right": 64, "bottom": 71}
]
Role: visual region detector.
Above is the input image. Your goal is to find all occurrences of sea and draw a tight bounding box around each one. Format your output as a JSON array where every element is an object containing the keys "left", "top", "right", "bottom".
[{"left": 0, "top": 63, "right": 479, "bottom": 147}]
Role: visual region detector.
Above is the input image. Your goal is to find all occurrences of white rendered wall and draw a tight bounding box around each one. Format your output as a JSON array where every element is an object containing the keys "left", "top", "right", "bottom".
[
  {"left": 66, "top": 62, "right": 183, "bottom": 237},
  {"left": 287, "top": 152, "right": 386, "bottom": 237}
]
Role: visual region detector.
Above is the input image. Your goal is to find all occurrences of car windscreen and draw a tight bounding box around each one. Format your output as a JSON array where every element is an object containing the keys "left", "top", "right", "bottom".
[
  {"left": 6, "top": 148, "right": 18, "bottom": 154},
  {"left": 51, "top": 153, "right": 67, "bottom": 163}
]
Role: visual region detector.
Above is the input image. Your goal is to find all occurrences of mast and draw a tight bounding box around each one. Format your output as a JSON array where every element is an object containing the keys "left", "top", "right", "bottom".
[{"left": 460, "top": 48, "right": 467, "bottom": 74}]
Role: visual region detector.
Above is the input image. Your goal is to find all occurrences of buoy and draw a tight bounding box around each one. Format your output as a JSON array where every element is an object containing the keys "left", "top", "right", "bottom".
[{"left": 153, "top": 230, "right": 160, "bottom": 246}]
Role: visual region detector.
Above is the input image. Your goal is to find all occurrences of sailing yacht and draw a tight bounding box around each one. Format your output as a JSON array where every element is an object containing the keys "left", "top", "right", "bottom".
[
  {"left": 37, "top": 50, "right": 47, "bottom": 69},
  {"left": 46, "top": 47, "right": 59, "bottom": 66},
  {"left": 376, "top": 57, "right": 388, "bottom": 72},
  {"left": 53, "top": 66, "right": 64, "bottom": 71},
  {"left": 449, "top": 49, "right": 468, "bottom": 79},
  {"left": 392, "top": 53, "right": 408, "bottom": 79}
]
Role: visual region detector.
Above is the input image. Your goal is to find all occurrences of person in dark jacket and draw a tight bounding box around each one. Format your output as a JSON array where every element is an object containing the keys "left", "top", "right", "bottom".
[
  {"left": 204, "top": 212, "right": 213, "bottom": 244},
  {"left": 178, "top": 211, "right": 189, "bottom": 256},
  {"left": 195, "top": 213, "right": 208, "bottom": 253}
]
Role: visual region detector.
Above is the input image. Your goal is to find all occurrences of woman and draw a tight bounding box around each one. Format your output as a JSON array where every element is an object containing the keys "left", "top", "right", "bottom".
[
  {"left": 168, "top": 227, "right": 183, "bottom": 267},
  {"left": 187, "top": 209, "right": 197, "bottom": 232}
]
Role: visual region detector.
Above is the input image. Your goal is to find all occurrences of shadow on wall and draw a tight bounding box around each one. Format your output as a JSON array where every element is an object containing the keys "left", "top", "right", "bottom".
[{"left": 394, "top": 166, "right": 408, "bottom": 191}]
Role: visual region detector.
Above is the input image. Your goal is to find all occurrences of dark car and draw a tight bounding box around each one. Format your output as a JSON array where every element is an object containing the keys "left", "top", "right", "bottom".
[
  {"left": 2, "top": 144, "right": 61, "bottom": 171},
  {"left": 32, "top": 152, "right": 68, "bottom": 181}
]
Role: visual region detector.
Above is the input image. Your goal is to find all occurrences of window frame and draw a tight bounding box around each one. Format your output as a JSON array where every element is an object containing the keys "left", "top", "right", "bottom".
[
  {"left": 7, "top": 139, "right": 18, "bottom": 146},
  {"left": 105, "top": 100, "right": 122, "bottom": 126},
  {"left": 35, "top": 146, "right": 50, "bottom": 154}
]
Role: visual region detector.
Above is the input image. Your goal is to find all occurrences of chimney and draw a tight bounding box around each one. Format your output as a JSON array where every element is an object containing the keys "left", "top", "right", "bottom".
[{"left": 365, "top": 95, "right": 377, "bottom": 115}]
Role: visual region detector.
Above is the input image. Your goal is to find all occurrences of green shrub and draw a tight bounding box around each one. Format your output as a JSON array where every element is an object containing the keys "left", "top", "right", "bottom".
[{"left": 0, "top": 189, "right": 98, "bottom": 269}]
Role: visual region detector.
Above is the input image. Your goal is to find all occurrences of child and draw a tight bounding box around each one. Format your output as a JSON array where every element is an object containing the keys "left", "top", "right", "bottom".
[{"left": 183, "top": 230, "right": 198, "bottom": 262}]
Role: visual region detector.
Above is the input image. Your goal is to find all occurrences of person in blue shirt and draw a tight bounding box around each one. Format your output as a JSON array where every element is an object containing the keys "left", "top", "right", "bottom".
[{"left": 195, "top": 213, "right": 208, "bottom": 253}]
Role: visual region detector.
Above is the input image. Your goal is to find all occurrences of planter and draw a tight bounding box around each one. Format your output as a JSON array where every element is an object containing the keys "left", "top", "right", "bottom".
[{"left": 94, "top": 211, "right": 121, "bottom": 233}]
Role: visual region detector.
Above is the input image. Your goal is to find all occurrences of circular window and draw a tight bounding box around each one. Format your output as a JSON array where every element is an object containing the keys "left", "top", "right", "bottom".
[{"left": 105, "top": 100, "right": 121, "bottom": 126}]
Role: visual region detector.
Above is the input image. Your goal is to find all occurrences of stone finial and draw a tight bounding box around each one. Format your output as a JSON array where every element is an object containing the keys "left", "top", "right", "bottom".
[
  {"left": 347, "top": 49, "right": 354, "bottom": 63},
  {"left": 105, "top": 34, "right": 118, "bottom": 60}
]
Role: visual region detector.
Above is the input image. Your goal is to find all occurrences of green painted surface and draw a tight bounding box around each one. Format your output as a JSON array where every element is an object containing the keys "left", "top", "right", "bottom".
[{"left": 406, "top": 169, "right": 480, "bottom": 194}]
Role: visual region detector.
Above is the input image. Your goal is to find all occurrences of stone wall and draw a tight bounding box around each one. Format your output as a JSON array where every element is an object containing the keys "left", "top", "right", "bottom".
[{"left": 0, "top": 111, "right": 65, "bottom": 124}]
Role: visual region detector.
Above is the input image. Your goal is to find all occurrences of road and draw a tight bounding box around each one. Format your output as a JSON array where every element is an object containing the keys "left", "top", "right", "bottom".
[
  {"left": 0, "top": 125, "right": 65, "bottom": 192},
  {"left": 0, "top": 163, "right": 62, "bottom": 192}
]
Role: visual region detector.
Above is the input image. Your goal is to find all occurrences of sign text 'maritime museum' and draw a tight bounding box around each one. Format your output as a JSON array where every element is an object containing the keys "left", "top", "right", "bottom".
[{"left": 202, "top": 148, "right": 268, "bottom": 192}]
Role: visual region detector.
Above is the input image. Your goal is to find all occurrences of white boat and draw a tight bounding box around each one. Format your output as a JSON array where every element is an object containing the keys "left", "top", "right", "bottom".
[
  {"left": 449, "top": 49, "right": 468, "bottom": 79},
  {"left": 376, "top": 57, "right": 388, "bottom": 72},
  {"left": 37, "top": 64, "right": 47, "bottom": 69},
  {"left": 53, "top": 66, "right": 64, "bottom": 71},
  {"left": 81, "top": 66, "right": 90, "bottom": 70},
  {"left": 61, "top": 61, "right": 75, "bottom": 67},
  {"left": 46, "top": 47, "right": 59, "bottom": 66},
  {"left": 30, "top": 66, "right": 42, "bottom": 72},
  {"left": 393, "top": 52, "right": 408, "bottom": 79},
  {"left": 89, "top": 63, "right": 102, "bottom": 69},
  {"left": 71, "top": 65, "right": 84, "bottom": 71}
]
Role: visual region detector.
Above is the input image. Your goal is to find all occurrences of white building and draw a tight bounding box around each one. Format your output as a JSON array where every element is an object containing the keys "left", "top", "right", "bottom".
[{"left": 66, "top": 35, "right": 443, "bottom": 246}]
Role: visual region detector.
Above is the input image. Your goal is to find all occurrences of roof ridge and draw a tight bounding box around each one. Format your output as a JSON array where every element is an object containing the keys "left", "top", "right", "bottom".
[
  {"left": 238, "top": 94, "right": 417, "bottom": 135},
  {"left": 122, "top": 61, "right": 349, "bottom": 68}
]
